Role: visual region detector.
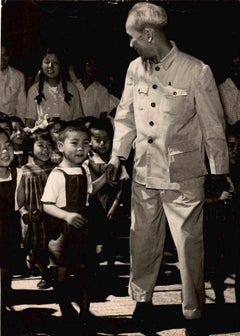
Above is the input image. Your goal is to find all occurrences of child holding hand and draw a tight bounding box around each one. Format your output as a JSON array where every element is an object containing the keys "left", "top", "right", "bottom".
[{"left": 41, "top": 121, "right": 107, "bottom": 324}]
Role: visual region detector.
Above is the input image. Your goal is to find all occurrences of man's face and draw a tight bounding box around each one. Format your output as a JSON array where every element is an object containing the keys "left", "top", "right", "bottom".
[
  {"left": 1, "top": 46, "right": 10, "bottom": 71},
  {"left": 126, "top": 22, "right": 152, "bottom": 60}
]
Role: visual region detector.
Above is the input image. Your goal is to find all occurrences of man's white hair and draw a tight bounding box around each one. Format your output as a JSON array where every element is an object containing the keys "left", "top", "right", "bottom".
[{"left": 126, "top": 2, "right": 168, "bottom": 31}]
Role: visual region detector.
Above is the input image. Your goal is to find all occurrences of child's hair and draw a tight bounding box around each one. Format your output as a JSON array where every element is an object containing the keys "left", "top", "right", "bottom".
[
  {"left": 35, "top": 47, "right": 73, "bottom": 106},
  {"left": 226, "top": 121, "right": 240, "bottom": 139},
  {"left": 46, "top": 117, "right": 66, "bottom": 132},
  {"left": 0, "top": 112, "right": 13, "bottom": 133},
  {"left": 88, "top": 117, "right": 114, "bottom": 139},
  {"left": 58, "top": 120, "right": 90, "bottom": 142},
  {"left": 10, "top": 116, "right": 25, "bottom": 128},
  {"left": 23, "top": 129, "right": 54, "bottom": 156},
  {"left": 0, "top": 126, "right": 11, "bottom": 140}
]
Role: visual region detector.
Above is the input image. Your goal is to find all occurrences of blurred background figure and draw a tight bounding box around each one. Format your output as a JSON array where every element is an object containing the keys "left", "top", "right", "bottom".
[
  {"left": 219, "top": 53, "right": 240, "bottom": 126},
  {"left": 0, "top": 39, "right": 27, "bottom": 121},
  {"left": 70, "top": 54, "right": 119, "bottom": 119}
]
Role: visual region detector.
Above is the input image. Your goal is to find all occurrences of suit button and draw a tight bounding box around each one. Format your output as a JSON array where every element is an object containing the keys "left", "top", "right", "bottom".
[
  {"left": 151, "top": 102, "right": 156, "bottom": 107},
  {"left": 152, "top": 84, "right": 157, "bottom": 89},
  {"left": 155, "top": 66, "right": 160, "bottom": 71},
  {"left": 173, "top": 91, "right": 177, "bottom": 95},
  {"left": 148, "top": 137, "right": 153, "bottom": 144},
  {"left": 149, "top": 121, "right": 154, "bottom": 126}
]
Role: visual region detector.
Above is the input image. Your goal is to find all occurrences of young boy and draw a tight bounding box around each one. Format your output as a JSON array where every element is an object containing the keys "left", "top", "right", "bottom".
[
  {"left": 41, "top": 120, "right": 107, "bottom": 324},
  {"left": 88, "top": 117, "right": 129, "bottom": 271}
]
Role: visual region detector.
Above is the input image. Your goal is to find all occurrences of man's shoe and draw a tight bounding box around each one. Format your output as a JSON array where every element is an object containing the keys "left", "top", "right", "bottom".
[
  {"left": 132, "top": 301, "right": 153, "bottom": 322},
  {"left": 185, "top": 318, "right": 208, "bottom": 336}
]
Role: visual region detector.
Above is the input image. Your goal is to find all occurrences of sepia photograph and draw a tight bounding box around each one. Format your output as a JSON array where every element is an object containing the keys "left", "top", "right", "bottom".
[{"left": 1, "top": 1, "right": 240, "bottom": 335}]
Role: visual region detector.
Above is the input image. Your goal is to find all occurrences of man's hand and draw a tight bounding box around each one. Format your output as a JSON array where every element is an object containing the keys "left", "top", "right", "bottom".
[{"left": 106, "top": 156, "right": 120, "bottom": 186}]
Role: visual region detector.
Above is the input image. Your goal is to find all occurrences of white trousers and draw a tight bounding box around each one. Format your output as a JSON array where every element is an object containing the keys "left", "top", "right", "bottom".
[{"left": 129, "top": 180, "right": 205, "bottom": 319}]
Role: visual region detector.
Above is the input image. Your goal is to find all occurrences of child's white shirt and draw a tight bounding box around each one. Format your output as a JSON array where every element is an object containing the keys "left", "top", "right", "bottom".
[{"left": 41, "top": 162, "right": 92, "bottom": 208}]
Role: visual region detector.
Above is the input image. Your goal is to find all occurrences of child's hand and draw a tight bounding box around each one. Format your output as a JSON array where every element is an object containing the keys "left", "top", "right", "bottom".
[
  {"left": 218, "top": 190, "right": 233, "bottom": 204},
  {"left": 64, "top": 212, "right": 87, "bottom": 229},
  {"left": 22, "top": 213, "right": 31, "bottom": 225}
]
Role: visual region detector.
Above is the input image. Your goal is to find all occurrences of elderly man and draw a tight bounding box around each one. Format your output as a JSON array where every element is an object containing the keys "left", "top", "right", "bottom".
[{"left": 107, "top": 2, "right": 230, "bottom": 336}]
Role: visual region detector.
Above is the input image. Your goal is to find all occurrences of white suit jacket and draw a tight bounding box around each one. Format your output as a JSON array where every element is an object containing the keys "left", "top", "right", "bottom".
[{"left": 112, "top": 42, "right": 229, "bottom": 190}]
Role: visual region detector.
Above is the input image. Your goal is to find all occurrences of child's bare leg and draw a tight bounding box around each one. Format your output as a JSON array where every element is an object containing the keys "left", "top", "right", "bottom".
[
  {"left": 54, "top": 266, "right": 77, "bottom": 318},
  {"left": 74, "top": 264, "right": 90, "bottom": 314}
]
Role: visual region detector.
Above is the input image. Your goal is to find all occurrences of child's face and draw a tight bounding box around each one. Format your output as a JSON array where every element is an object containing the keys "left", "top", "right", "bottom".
[
  {"left": 227, "top": 135, "right": 240, "bottom": 165},
  {"left": 90, "top": 128, "right": 112, "bottom": 157},
  {"left": 50, "top": 123, "right": 61, "bottom": 143},
  {"left": 1, "top": 46, "right": 10, "bottom": 71},
  {"left": 33, "top": 139, "right": 53, "bottom": 164},
  {"left": 0, "top": 132, "right": 14, "bottom": 168},
  {"left": 11, "top": 121, "right": 24, "bottom": 145},
  {"left": 58, "top": 130, "right": 90, "bottom": 167},
  {"left": 42, "top": 53, "right": 61, "bottom": 81},
  {"left": 0, "top": 122, "right": 12, "bottom": 137}
]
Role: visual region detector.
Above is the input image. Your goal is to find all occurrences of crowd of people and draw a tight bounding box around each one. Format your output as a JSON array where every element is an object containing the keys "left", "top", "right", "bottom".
[{"left": 1, "top": 2, "right": 240, "bottom": 336}]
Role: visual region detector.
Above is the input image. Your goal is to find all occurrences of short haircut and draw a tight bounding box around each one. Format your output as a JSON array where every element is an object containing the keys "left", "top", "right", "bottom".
[
  {"left": 126, "top": 2, "right": 168, "bottom": 32},
  {"left": 58, "top": 120, "right": 90, "bottom": 142},
  {"left": 0, "top": 126, "right": 11, "bottom": 140},
  {"left": 46, "top": 117, "right": 66, "bottom": 132},
  {"left": 10, "top": 116, "right": 25, "bottom": 128},
  {"left": 88, "top": 117, "right": 114, "bottom": 139},
  {"left": 23, "top": 129, "right": 54, "bottom": 156},
  {"left": 226, "top": 121, "right": 240, "bottom": 139},
  {"left": 0, "top": 112, "right": 13, "bottom": 133}
]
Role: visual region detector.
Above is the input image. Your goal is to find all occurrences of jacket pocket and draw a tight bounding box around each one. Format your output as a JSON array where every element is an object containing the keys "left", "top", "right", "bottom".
[
  {"left": 162, "top": 86, "right": 188, "bottom": 114},
  {"left": 168, "top": 141, "right": 207, "bottom": 182}
]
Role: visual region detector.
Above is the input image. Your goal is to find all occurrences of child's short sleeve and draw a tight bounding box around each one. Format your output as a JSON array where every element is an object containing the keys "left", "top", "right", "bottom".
[{"left": 41, "top": 169, "right": 67, "bottom": 208}]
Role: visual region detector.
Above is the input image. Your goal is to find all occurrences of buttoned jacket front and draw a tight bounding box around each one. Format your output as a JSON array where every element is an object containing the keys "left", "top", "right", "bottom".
[{"left": 112, "top": 43, "right": 229, "bottom": 189}]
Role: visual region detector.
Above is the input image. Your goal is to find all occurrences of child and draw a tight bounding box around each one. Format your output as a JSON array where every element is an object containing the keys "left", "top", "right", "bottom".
[
  {"left": 46, "top": 117, "right": 65, "bottom": 164},
  {"left": 25, "top": 47, "right": 83, "bottom": 128},
  {"left": 88, "top": 117, "right": 129, "bottom": 271},
  {"left": 204, "top": 124, "right": 236, "bottom": 305},
  {"left": 0, "top": 111, "right": 12, "bottom": 136},
  {"left": 21, "top": 129, "right": 56, "bottom": 289},
  {"left": 41, "top": 121, "right": 107, "bottom": 323},
  {"left": 0, "top": 128, "right": 24, "bottom": 315},
  {"left": 10, "top": 116, "right": 28, "bottom": 167}
]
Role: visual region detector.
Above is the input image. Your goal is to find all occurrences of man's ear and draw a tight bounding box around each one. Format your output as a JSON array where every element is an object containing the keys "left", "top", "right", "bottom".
[
  {"left": 57, "top": 140, "right": 64, "bottom": 153},
  {"left": 144, "top": 27, "right": 154, "bottom": 42}
]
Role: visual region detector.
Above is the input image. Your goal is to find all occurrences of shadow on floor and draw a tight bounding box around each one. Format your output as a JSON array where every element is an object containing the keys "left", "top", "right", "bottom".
[{"left": 2, "top": 302, "right": 240, "bottom": 336}]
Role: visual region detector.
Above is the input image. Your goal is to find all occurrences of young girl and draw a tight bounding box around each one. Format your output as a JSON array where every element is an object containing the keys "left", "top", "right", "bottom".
[
  {"left": 0, "top": 128, "right": 24, "bottom": 315},
  {"left": 25, "top": 47, "right": 83, "bottom": 128},
  {"left": 41, "top": 121, "right": 107, "bottom": 324},
  {"left": 21, "top": 129, "right": 56, "bottom": 289}
]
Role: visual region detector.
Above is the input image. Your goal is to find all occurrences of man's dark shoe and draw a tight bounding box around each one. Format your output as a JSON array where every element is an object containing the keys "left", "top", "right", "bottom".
[
  {"left": 132, "top": 301, "right": 156, "bottom": 332},
  {"left": 185, "top": 318, "right": 208, "bottom": 336}
]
